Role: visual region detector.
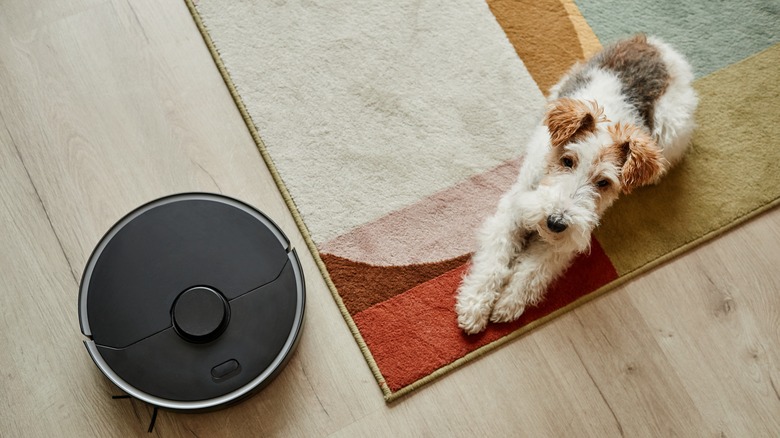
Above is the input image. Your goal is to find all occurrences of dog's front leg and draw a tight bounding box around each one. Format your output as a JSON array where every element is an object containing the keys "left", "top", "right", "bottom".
[
  {"left": 456, "top": 190, "right": 532, "bottom": 334},
  {"left": 490, "top": 241, "right": 574, "bottom": 323}
]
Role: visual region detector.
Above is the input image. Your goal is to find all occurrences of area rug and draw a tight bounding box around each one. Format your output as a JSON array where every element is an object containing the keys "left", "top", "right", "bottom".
[{"left": 185, "top": 0, "right": 780, "bottom": 401}]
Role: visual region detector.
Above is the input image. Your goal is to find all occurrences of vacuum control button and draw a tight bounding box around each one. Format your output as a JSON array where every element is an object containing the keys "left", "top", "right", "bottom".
[{"left": 211, "top": 359, "right": 240, "bottom": 380}]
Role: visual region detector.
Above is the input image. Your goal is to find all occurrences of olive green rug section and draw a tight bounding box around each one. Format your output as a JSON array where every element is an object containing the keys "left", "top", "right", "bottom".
[{"left": 594, "top": 44, "right": 780, "bottom": 276}]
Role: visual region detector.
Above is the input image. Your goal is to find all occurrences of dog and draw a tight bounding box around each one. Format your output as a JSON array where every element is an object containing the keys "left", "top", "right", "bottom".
[{"left": 455, "top": 34, "right": 698, "bottom": 334}]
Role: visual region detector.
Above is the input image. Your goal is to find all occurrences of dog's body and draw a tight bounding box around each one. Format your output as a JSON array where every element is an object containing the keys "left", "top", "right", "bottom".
[{"left": 456, "top": 35, "right": 697, "bottom": 334}]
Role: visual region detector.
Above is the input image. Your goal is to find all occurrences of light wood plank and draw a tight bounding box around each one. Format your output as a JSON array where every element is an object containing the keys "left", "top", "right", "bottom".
[
  {"left": 0, "top": 105, "right": 153, "bottom": 437},
  {"left": 627, "top": 211, "right": 780, "bottom": 436},
  {"left": 0, "top": 0, "right": 380, "bottom": 435}
]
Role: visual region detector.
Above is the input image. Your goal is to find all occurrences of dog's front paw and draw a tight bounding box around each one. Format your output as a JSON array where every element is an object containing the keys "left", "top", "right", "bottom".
[
  {"left": 455, "top": 268, "right": 508, "bottom": 334},
  {"left": 456, "top": 295, "right": 492, "bottom": 335},
  {"left": 489, "top": 292, "right": 527, "bottom": 324}
]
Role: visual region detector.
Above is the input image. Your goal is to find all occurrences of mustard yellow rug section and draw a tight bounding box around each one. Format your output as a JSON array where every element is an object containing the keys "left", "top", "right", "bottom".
[
  {"left": 486, "top": 0, "right": 602, "bottom": 94},
  {"left": 595, "top": 44, "right": 780, "bottom": 275}
]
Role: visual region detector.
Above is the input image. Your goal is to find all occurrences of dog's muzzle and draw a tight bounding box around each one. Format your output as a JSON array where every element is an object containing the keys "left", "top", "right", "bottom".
[{"left": 546, "top": 215, "right": 568, "bottom": 233}]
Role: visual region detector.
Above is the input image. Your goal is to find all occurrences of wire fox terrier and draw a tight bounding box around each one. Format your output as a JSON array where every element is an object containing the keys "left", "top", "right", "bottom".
[{"left": 456, "top": 34, "right": 698, "bottom": 334}]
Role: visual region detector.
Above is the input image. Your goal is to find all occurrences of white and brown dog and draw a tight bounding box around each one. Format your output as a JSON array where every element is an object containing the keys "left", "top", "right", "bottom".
[{"left": 456, "top": 34, "right": 697, "bottom": 334}]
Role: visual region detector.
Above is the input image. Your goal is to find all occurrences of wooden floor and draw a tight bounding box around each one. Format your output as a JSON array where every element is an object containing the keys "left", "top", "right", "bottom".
[{"left": 1, "top": 1, "right": 778, "bottom": 436}]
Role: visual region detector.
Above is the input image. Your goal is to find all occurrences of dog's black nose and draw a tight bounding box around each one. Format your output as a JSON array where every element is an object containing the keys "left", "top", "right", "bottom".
[{"left": 546, "top": 216, "right": 568, "bottom": 233}]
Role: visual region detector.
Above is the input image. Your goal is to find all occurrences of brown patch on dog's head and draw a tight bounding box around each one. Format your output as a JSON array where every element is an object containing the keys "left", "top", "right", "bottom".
[
  {"left": 544, "top": 98, "right": 606, "bottom": 148},
  {"left": 608, "top": 123, "right": 666, "bottom": 193}
]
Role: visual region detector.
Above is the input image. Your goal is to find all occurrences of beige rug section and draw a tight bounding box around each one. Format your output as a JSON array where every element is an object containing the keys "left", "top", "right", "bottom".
[{"left": 191, "top": 0, "right": 545, "bottom": 246}]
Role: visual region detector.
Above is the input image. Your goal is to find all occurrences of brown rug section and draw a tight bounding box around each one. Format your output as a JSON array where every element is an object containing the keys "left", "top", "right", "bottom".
[
  {"left": 320, "top": 253, "right": 471, "bottom": 315},
  {"left": 486, "top": 0, "right": 597, "bottom": 94}
]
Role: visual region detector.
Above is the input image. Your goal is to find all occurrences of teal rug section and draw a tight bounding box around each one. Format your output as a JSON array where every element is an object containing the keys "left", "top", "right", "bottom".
[{"left": 574, "top": 0, "right": 780, "bottom": 78}]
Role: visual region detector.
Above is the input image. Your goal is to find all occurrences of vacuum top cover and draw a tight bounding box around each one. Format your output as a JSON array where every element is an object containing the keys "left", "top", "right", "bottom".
[{"left": 79, "top": 193, "right": 305, "bottom": 410}]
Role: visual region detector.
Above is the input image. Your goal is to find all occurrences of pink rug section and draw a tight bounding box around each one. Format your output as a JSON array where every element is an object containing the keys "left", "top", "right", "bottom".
[{"left": 319, "top": 158, "right": 522, "bottom": 266}]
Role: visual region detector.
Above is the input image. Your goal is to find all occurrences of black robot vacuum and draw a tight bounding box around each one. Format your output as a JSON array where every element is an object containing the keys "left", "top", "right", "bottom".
[{"left": 78, "top": 193, "right": 305, "bottom": 411}]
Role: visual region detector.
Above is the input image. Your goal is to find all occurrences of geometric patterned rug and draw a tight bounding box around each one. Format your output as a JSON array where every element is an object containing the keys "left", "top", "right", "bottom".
[{"left": 186, "top": 0, "right": 780, "bottom": 401}]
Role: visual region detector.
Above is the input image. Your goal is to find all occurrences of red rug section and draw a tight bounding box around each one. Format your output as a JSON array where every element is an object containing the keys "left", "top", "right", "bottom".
[{"left": 352, "top": 237, "right": 619, "bottom": 392}]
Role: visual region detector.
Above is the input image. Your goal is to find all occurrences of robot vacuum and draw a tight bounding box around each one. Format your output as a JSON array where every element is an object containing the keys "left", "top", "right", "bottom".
[{"left": 78, "top": 193, "right": 305, "bottom": 411}]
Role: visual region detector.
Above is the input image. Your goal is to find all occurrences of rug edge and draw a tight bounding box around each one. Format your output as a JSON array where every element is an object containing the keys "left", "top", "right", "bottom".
[{"left": 182, "top": 0, "right": 393, "bottom": 399}]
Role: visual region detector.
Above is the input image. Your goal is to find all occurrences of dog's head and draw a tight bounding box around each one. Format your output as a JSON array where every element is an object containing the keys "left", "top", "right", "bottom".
[{"left": 534, "top": 98, "right": 667, "bottom": 251}]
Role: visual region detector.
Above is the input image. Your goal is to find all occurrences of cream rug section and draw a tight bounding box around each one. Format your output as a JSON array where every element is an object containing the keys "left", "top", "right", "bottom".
[{"left": 193, "top": 0, "right": 545, "bottom": 245}]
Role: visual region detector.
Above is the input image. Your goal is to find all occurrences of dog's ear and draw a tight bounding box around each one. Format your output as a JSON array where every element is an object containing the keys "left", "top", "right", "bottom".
[
  {"left": 609, "top": 123, "right": 667, "bottom": 193},
  {"left": 544, "top": 98, "right": 604, "bottom": 148}
]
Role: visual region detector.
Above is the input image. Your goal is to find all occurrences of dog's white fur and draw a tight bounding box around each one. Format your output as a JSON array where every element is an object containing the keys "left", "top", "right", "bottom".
[{"left": 456, "top": 35, "right": 697, "bottom": 334}]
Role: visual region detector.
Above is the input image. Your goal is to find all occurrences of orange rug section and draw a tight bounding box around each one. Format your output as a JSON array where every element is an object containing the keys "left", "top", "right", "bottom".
[{"left": 352, "top": 237, "right": 618, "bottom": 392}]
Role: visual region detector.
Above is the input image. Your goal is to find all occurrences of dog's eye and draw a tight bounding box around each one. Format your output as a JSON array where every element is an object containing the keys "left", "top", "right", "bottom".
[
  {"left": 561, "top": 157, "right": 574, "bottom": 168},
  {"left": 596, "top": 179, "right": 610, "bottom": 188}
]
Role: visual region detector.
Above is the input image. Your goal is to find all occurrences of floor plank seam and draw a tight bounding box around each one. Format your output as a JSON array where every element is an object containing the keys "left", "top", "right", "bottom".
[
  {"left": 0, "top": 110, "right": 80, "bottom": 286},
  {"left": 192, "top": 159, "right": 223, "bottom": 193},
  {"left": 125, "top": 0, "right": 150, "bottom": 44},
  {"left": 770, "top": 375, "right": 780, "bottom": 402},
  {"left": 299, "top": 363, "right": 331, "bottom": 420},
  {"left": 568, "top": 337, "right": 625, "bottom": 437}
]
